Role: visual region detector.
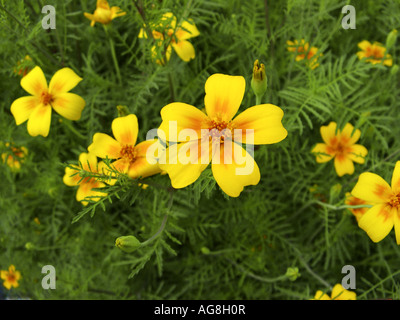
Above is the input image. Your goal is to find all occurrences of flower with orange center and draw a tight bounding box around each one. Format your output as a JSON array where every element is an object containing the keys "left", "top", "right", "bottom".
[
  {"left": 1, "top": 265, "right": 21, "bottom": 290},
  {"left": 84, "top": 0, "right": 126, "bottom": 27},
  {"left": 10, "top": 66, "right": 85, "bottom": 137},
  {"left": 312, "top": 283, "right": 356, "bottom": 300},
  {"left": 1, "top": 142, "right": 28, "bottom": 171},
  {"left": 312, "top": 122, "right": 368, "bottom": 177},
  {"left": 88, "top": 114, "right": 162, "bottom": 180},
  {"left": 138, "top": 12, "right": 200, "bottom": 63},
  {"left": 345, "top": 192, "right": 370, "bottom": 222},
  {"left": 157, "top": 73, "right": 288, "bottom": 197},
  {"left": 63, "top": 152, "right": 110, "bottom": 206},
  {"left": 351, "top": 161, "right": 400, "bottom": 244},
  {"left": 287, "top": 39, "right": 322, "bottom": 69},
  {"left": 357, "top": 40, "right": 392, "bottom": 66}
]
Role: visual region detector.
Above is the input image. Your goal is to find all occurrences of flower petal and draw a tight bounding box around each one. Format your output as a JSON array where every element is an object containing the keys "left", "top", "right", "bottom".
[
  {"left": 127, "top": 140, "right": 163, "bottom": 179},
  {"left": 63, "top": 165, "right": 81, "bottom": 186},
  {"left": 331, "top": 284, "right": 356, "bottom": 300},
  {"left": 320, "top": 122, "right": 338, "bottom": 145},
  {"left": 391, "top": 161, "right": 400, "bottom": 192},
  {"left": 20, "top": 66, "right": 48, "bottom": 96},
  {"left": 76, "top": 180, "right": 107, "bottom": 206},
  {"left": 51, "top": 92, "right": 85, "bottom": 121},
  {"left": 158, "top": 140, "right": 210, "bottom": 189},
  {"left": 211, "top": 142, "right": 260, "bottom": 197},
  {"left": 111, "top": 158, "right": 130, "bottom": 174},
  {"left": 27, "top": 104, "right": 52, "bottom": 137},
  {"left": 111, "top": 114, "right": 139, "bottom": 146},
  {"left": 176, "top": 20, "right": 200, "bottom": 40},
  {"left": 204, "top": 74, "right": 245, "bottom": 122},
  {"left": 49, "top": 68, "right": 83, "bottom": 96},
  {"left": 394, "top": 209, "right": 400, "bottom": 245},
  {"left": 10, "top": 96, "right": 40, "bottom": 125},
  {"left": 348, "top": 144, "right": 368, "bottom": 164},
  {"left": 312, "top": 143, "right": 334, "bottom": 163},
  {"left": 231, "top": 104, "right": 287, "bottom": 145},
  {"left": 340, "top": 123, "right": 361, "bottom": 145},
  {"left": 171, "top": 40, "right": 195, "bottom": 62},
  {"left": 358, "top": 40, "right": 371, "bottom": 51},
  {"left": 88, "top": 133, "right": 121, "bottom": 159},
  {"left": 351, "top": 172, "right": 392, "bottom": 203},
  {"left": 159, "top": 102, "right": 208, "bottom": 142},
  {"left": 358, "top": 204, "right": 395, "bottom": 243},
  {"left": 334, "top": 155, "right": 354, "bottom": 177},
  {"left": 79, "top": 152, "right": 98, "bottom": 172}
]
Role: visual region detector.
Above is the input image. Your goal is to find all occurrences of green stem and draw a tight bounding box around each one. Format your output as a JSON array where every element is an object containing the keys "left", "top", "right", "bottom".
[
  {"left": 168, "top": 73, "right": 175, "bottom": 102},
  {"left": 104, "top": 26, "right": 122, "bottom": 85}
]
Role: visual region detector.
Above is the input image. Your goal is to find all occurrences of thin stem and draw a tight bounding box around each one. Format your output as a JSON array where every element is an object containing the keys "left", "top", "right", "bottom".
[
  {"left": 141, "top": 214, "right": 169, "bottom": 246},
  {"left": 104, "top": 26, "right": 122, "bottom": 85},
  {"left": 168, "top": 73, "right": 175, "bottom": 102}
]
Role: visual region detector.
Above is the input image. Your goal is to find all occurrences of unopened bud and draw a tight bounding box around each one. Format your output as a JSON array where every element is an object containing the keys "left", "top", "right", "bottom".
[
  {"left": 251, "top": 59, "right": 268, "bottom": 101},
  {"left": 115, "top": 235, "right": 141, "bottom": 253},
  {"left": 201, "top": 247, "right": 210, "bottom": 255},
  {"left": 117, "top": 105, "right": 130, "bottom": 117},
  {"left": 390, "top": 64, "right": 399, "bottom": 75},
  {"left": 285, "top": 267, "right": 300, "bottom": 281},
  {"left": 386, "top": 29, "right": 397, "bottom": 50}
]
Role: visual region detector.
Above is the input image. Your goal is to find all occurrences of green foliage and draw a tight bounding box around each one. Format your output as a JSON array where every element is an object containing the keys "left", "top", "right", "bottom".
[{"left": 1, "top": 0, "right": 400, "bottom": 300}]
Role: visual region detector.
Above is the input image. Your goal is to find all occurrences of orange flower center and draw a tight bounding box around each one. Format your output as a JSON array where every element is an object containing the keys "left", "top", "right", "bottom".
[
  {"left": 327, "top": 138, "right": 350, "bottom": 157},
  {"left": 7, "top": 274, "right": 16, "bottom": 283},
  {"left": 120, "top": 145, "right": 137, "bottom": 163},
  {"left": 389, "top": 193, "right": 400, "bottom": 208},
  {"left": 41, "top": 90, "right": 54, "bottom": 106},
  {"left": 205, "top": 119, "right": 234, "bottom": 143},
  {"left": 365, "top": 46, "right": 384, "bottom": 59}
]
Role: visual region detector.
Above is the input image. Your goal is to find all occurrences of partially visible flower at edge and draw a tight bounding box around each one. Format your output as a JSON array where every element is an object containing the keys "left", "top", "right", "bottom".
[
  {"left": 287, "top": 39, "right": 322, "bottom": 69},
  {"left": 312, "top": 283, "right": 356, "bottom": 300},
  {"left": 84, "top": 0, "right": 126, "bottom": 27},
  {"left": 345, "top": 192, "right": 370, "bottom": 222},
  {"left": 14, "top": 55, "right": 33, "bottom": 77},
  {"left": 357, "top": 40, "right": 392, "bottom": 66},
  {"left": 1, "top": 142, "right": 28, "bottom": 171},
  {"left": 1, "top": 265, "right": 21, "bottom": 290}
]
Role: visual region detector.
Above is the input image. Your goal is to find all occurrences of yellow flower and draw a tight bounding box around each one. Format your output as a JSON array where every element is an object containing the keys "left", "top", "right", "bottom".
[
  {"left": 313, "top": 284, "right": 356, "bottom": 300},
  {"left": 84, "top": 0, "right": 126, "bottom": 27},
  {"left": 1, "top": 142, "right": 28, "bottom": 171},
  {"left": 312, "top": 122, "right": 368, "bottom": 177},
  {"left": 1, "top": 265, "right": 21, "bottom": 290},
  {"left": 10, "top": 66, "right": 85, "bottom": 137},
  {"left": 345, "top": 192, "right": 370, "bottom": 222},
  {"left": 351, "top": 161, "right": 400, "bottom": 244},
  {"left": 63, "top": 152, "right": 109, "bottom": 206},
  {"left": 357, "top": 40, "right": 392, "bottom": 66},
  {"left": 88, "top": 114, "right": 162, "bottom": 180},
  {"left": 287, "top": 39, "right": 322, "bottom": 69},
  {"left": 157, "top": 73, "right": 288, "bottom": 197},
  {"left": 139, "top": 12, "right": 200, "bottom": 63}
]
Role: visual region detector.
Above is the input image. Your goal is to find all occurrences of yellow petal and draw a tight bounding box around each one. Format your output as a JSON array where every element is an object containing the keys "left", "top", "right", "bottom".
[
  {"left": 88, "top": 133, "right": 121, "bottom": 159},
  {"left": 331, "top": 284, "right": 356, "bottom": 300},
  {"left": 111, "top": 114, "right": 138, "bottom": 146},
  {"left": 358, "top": 204, "right": 395, "bottom": 243},
  {"left": 231, "top": 104, "right": 288, "bottom": 145},
  {"left": 204, "top": 74, "right": 245, "bottom": 122},
  {"left": 394, "top": 208, "right": 400, "bottom": 245},
  {"left": 159, "top": 102, "right": 208, "bottom": 142},
  {"left": 312, "top": 143, "right": 334, "bottom": 163},
  {"left": 111, "top": 158, "right": 130, "bottom": 174},
  {"left": 51, "top": 92, "right": 85, "bottom": 121},
  {"left": 76, "top": 180, "right": 107, "bottom": 206},
  {"left": 127, "top": 140, "right": 163, "bottom": 179},
  {"left": 320, "top": 122, "right": 338, "bottom": 145},
  {"left": 158, "top": 140, "right": 210, "bottom": 189},
  {"left": 334, "top": 155, "right": 354, "bottom": 177},
  {"left": 27, "top": 104, "right": 52, "bottom": 137},
  {"left": 391, "top": 161, "right": 400, "bottom": 192},
  {"left": 172, "top": 40, "right": 195, "bottom": 62},
  {"left": 49, "top": 68, "right": 83, "bottom": 96},
  {"left": 358, "top": 40, "right": 371, "bottom": 51},
  {"left": 348, "top": 144, "right": 368, "bottom": 164},
  {"left": 20, "top": 66, "right": 48, "bottom": 96},
  {"left": 63, "top": 165, "right": 81, "bottom": 186},
  {"left": 79, "top": 152, "right": 98, "bottom": 172},
  {"left": 211, "top": 142, "right": 260, "bottom": 197},
  {"left": 313, "top": 290, "right": 331, "bottom": 300},
  {"left": 10, "top": 96, "right": 40, "bottom": 125},
  {"left": 351, "top": 172, "right": 392, "bottom": 203},
  {"left": 339, "top": 123, "right": 361, "bottom": 145},
  {"left": 176, "top": 20, "right": 200, "bottom": 40},
  {"left": 110, "top": 6, "right": 126, "bottom": 19}
]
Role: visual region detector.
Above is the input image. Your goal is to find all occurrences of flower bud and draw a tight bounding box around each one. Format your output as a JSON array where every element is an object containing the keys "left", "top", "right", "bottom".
[
  {"left": 115, "top": 235, "right": 141, "bottom": 253},
  {"left": 390, "top": 64, "right": 399, "bottom": 75},
  {"left": 386, "top": 29, "right": 397, "bottom": 50},
  {"left": 201, "top": 247, "right": 210, "bottom": 255},
  {"left": 117, "top": 105, "right": 130, "bottom": 117},
  {"left": 251, "top": 59, "right": 268, "bottom": 101},
  {"left": 285, "top": 267, "right": 300, "bottom": 281}
]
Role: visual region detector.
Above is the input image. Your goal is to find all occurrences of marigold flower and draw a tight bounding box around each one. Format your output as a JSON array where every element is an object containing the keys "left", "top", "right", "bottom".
[
  {"left": 88, "top": 114, "right": 162, "bottom": 180},
  {"left": 157, "top": 73, "right": 288, "bottom": 197},
  {"left": 14, "top": 55, "right": 33, "bottom": 77},
  {"left": 84, "top": 0, "right": 126, "bottom": 27},
  {"left": 1, "top": 265, "right": 21, "bottom": 290},
  {"left": 10, "top": 66, "right": 85, "bottom": 137},
  {"left": 345, "top": 192, "right": 369, "bottom": 222},
  {"left": 63, "top": 152, "right": 109, "bottom": 206},
  {"left": 357, "top": 40, "right": 392, "bottom": 66},
  {"left": 1, "top": 142, "right": 28, "bottom": 171},
  {"left": 287, "top": 39, "right": 322, "bottom": 69},
  {"left": 351, "top": 161, "right": 400, "bottom": 244},
  {"left": 139, "top": 12, "right": 200, "bottom": 63},
  {"left": 312, "top": 122, "right": 368, "bottom": 177},
  {"left": 313, "top": 284, "right": 356, "bottom": 300}
]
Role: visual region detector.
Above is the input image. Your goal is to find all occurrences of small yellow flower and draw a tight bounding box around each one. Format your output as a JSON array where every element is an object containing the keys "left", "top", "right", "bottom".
[
  {"left": 63, "top": 152, "right": 109, "bottom": 206},
  {"left": 1, "top": 265, "right": 21, "bottom": 290},
  {"left": 84, "top": 0, "right": 126, "bottom": 27},
  {"left": 287, "top": 39, "right": 322, "bottom": 69},
  {"left": 313, "top": 284, "right": 356, "bottom": 300},
  {"left": 88, "top": 114, "right": 162, "bottom": 180},
  {"left": 345, "top": 192, "right": 370, "bottom": 222},
  {"left": 312, "top": 122, "right": 368, "bottom": 177},
  {"left": 357, "top": 40, "right": 392, "bottom": 66},
  {"left": 139, "top": 12, "right": 200, "bottom": 64},
  {"left": 10, "top": 66, "right": 85, "bottom": 137},
  {"left": 1, "top": 142, "right": 28, "bottom": 171},
  {"left": 351, "top": 161, "right": 400, "bottom": 244}
]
